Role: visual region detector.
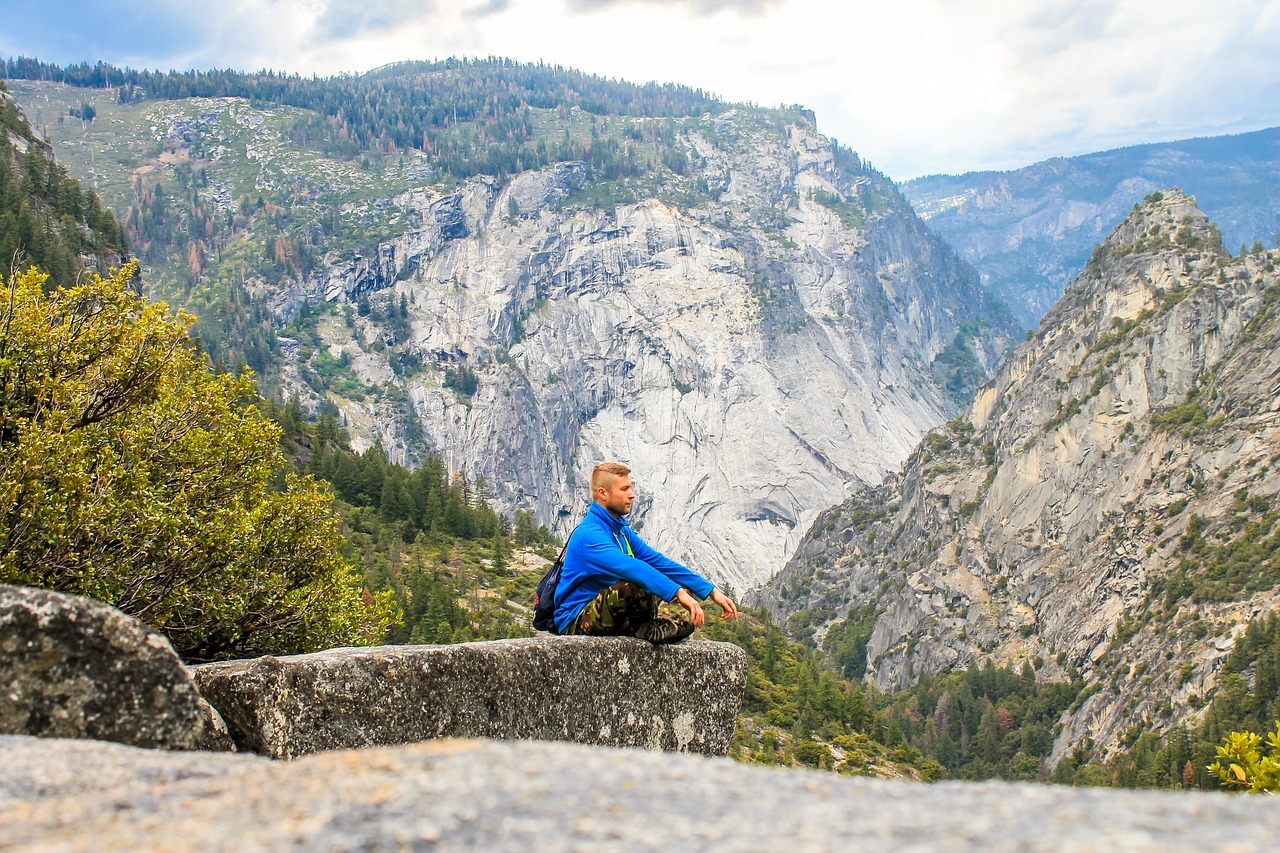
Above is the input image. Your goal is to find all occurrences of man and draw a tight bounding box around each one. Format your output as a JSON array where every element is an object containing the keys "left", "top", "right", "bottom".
[{"left": 554, "top": 462, "right": 738, "bottom": 643}]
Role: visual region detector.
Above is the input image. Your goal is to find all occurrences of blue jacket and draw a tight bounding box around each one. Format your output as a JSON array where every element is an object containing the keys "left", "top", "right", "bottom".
[{"left": 553, "top": 501, "right": 716, "bottom": 633}]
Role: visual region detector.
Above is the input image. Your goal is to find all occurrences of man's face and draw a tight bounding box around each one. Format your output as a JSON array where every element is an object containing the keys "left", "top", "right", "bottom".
[{"left": 596, "top": 474, "right": 635, "bottom": 515}]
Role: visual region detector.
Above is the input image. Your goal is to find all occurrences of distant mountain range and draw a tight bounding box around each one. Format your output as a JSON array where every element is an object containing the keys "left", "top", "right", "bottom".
[{"left": 904, "top": 127, "right": 1280, "bottom": 329}]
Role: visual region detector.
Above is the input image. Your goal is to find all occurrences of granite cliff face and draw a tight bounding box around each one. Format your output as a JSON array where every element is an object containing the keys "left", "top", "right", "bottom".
[
  {"left": 273, "top": 120, "right": 1004, "bottom": 592},
  {"left": 904, "top": 127, "right": 1280, "bottom": 330},
  {"left": 11, "top": 81, "right": 1010, "bottom": 593},
  {"left": 760, "top": 190, "right": 1280, "bottom": 758}
]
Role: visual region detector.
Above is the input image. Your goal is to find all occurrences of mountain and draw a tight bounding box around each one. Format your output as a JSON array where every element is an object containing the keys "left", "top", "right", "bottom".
[
  {"left": 0, "top": 81, "right": 126, "bottom": 280},
  {"left": 757, "top": 189, "right": 1280, "bottom": 759},
  {"left": 903, "top": 127, "right": 1280, "bottom": 330},
  {"left": 2, "top": 61, "right": 1013, "bottom": 592}
]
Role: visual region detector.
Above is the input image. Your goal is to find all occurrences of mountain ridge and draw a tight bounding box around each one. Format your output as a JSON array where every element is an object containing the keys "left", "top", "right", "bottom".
[
  {"left": 904, "top": 126, "right": 1280, "bottom": 329},
  {"left": 758, "top": 188, "right": 1280, "bottom": 759},
  {"left": 3, "top": 67, "right": 1013, "bottom": 591}
]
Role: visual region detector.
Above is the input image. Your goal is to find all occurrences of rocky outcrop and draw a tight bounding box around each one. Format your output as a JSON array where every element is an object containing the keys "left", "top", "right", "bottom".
[
  {"left": 13, "top": 83, "right": 1016, "bottom": 594},
  {"left": 4, "top": 735, "right": 1279, "bottom": 852},
  {"left": 274, "top": 126, "right": 1009, "bottom": 593},
  {"left": 904, "top": 126, "right": 1280, "bottom": 329},
  {"left": 193, "top": 636, "right": 745, "bottom": 758},
  {"left": 761, "top": 190, "right": 1280, "bottom": 757},
  {"left": 0, "top": 585, "right": 232, "bottom": 752}
]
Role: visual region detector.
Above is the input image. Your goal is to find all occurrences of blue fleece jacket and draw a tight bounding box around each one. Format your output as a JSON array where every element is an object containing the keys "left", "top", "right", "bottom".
[{"left": 553, "top": 501, "right": 716, "bottom": 633}]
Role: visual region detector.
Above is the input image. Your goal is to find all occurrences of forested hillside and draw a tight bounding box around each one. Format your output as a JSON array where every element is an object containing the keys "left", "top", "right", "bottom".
[
  {"left": 3, "top": 56, "right": 725, "bottom": 180},
  {"left": 760, "top": 190, "right": 1280, "bottom": 778},
  {"left": 0, "top": 80, "right": 125, "bottom": 280}
]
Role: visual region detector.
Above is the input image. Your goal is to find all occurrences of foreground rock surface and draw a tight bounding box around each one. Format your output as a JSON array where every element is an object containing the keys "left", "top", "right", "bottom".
[
  {"left": 3, "top": 735, "right": 1277, "bottom": 852},
  {"left": 193, "top": 636, "right": 745, "bottom": 758},
  {"left": 0, "top": 585, "right": 231, "bottom": 752}
]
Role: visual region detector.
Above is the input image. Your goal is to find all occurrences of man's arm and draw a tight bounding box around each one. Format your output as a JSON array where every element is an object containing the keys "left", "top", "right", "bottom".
[
  {"left": 623, "top": 529, "right": 714, "bottom": 599},
  {"left": 575, "top": 533, "right": 684, "bottom": 602}
]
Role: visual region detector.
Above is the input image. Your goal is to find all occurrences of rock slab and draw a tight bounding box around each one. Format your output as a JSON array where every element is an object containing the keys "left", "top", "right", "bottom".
[
  {"left": 0, "top": 585, "right": 232, "bottom": 751},
  {"left": 3, "top": 735, "right": 1279, "bottom": 852},
  {"left": 193, "top": 635, "right": 745, "bottom": 758}
]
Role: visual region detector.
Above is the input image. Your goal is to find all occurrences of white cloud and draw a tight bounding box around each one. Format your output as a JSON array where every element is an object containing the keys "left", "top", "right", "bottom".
[
  {"left": 11, "top": 0, "right": 1280, "bottom": 178},
  {"left": 566, "top": 0, "right": 782, "bottom": 15}
]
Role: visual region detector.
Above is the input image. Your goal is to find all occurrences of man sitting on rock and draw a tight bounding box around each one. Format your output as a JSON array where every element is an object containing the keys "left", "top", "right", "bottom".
[{"left": 554, "top": 462, "right": 738, "bottom": 643}]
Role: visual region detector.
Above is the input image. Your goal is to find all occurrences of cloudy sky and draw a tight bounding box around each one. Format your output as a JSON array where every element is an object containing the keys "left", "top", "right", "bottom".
[{"left": 5, "top": 0, "right": 1278, "bottom": 179}]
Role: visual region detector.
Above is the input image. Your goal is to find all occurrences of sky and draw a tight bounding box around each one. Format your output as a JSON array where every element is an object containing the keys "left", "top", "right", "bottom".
[{"left": 4, "top": 0, "right": 1278, "bottom": 180}]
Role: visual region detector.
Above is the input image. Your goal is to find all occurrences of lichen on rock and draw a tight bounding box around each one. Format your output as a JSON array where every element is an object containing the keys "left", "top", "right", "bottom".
[
  {"left": 0, "top": 585, "right": 233, "bottom": 752},
  {"left": 194, "top": 635, "right": 746, "bottom": 758}
]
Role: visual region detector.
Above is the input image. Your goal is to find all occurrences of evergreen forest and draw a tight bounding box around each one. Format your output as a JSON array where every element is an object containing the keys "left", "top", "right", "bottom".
[{"left": 0, "top": 81, "right": 125, "bottom": 281}]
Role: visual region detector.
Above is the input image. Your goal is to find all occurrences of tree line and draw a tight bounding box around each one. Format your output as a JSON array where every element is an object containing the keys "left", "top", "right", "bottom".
[{"left": 1, "top": 57, "right": 723, "bottom": 182}]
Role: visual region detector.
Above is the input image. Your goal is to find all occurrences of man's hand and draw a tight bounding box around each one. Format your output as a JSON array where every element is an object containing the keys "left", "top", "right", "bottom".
[
  {"left": 675, "top": 588, "right": 705, "bottom": 626},
  {"left": 710, "top": 588, "right": 738, "bottom": 620}
]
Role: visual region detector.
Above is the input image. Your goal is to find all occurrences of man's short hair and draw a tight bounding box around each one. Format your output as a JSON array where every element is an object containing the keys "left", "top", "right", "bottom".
[{"left": 591, "top": 462, "right": 631, "bottom": 496}]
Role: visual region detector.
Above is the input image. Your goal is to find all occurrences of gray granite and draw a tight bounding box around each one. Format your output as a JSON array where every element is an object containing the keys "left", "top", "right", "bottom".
[
  {"left": 0, "top": 585, "right": 232, "bottom": 751},
  {"left": 3, "top": 735, "right": 1277, "bottom": 852},
  {"left": 193, "top": 636, "right": 745, "bottom": 758}
]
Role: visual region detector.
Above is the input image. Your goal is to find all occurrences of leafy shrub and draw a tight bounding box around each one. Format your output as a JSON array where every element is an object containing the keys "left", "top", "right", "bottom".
[
  {"left": 0, "top": 264, "right": 395, "bottom": 660},
  {"left": 1209, "top": 724, "right": 1280, "bottom": 792}
]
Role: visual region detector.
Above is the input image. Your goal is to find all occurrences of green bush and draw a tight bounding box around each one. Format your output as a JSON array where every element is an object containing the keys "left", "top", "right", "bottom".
[
  {"left": 1209, "top": 723, "right": 1280, "bottom": 792},
  {"left": 0, "top": 264, "right": 396, "bottom": 660}
]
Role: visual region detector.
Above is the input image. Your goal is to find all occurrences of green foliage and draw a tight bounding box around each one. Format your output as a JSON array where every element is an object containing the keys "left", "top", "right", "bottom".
[
  {"left": 808, "top": 188, "right": 864, "bottom": 230},
  {"left": 1042, "top": 396, "right": 1083, "bottom": 434},
  {"left": 1086, "top": 612, "right": 1280, "bottom": 789},
  {"left": 701, "top": 608, "right": 891, "bottom": 771},
  {"left": 1209, "top": 723, "right": 1280, "bottom": 792},
  {"left": 699, "top": 606, "right": 1083, "bottom": 782},
  {"left": 264, "top": 397, "right": 560, "bottom": 645},
  {"left": 443, "top": 363, "right": 480, "bottom": 398},
  {"left": 0, "top": 263, "right": 394, "bottom": 660},
  {"left": 883, "top": 660, "right": 1082, "bottom": 782},
  {"left": 3, "top": 57, "right": 722, "bottom": 183},
  {"left": 822, "top": 604, "right": 878, "bottom": 679},
  {"left": 1151, "top": 402, "right": 1208, "bottom": 434},
  {"left": 1158, "top": 494, "right": 1280, "bottom": 603},
  {"left": 932, "top": 320, "right": 988, "bottom": 402}
]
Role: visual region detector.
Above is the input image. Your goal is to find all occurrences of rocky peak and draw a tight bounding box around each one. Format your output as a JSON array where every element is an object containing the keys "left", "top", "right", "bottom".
[{"left": 760, "top": 189, "right": 1280, "bottom": 760}]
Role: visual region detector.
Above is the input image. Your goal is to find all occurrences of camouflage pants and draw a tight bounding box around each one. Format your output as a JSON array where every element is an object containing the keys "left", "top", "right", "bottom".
[{"left": 565, "top": 581, "right": 661, "bottom": 636}]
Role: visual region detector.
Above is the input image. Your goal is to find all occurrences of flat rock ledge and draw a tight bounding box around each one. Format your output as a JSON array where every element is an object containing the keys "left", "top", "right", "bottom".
[
  {"left": 193, "top": 636, "right": 746, "bottom": 758},
  {"left": 4, "top": 736, "right": 1278, "bottom": 853},
  {"left": 0, "top": 585, "right": 231, "bottom": 752}
]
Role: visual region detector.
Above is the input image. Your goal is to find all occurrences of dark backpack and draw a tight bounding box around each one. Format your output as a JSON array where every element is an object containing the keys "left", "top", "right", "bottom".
[{"left": 532, "top": 527, "right": 577, "bottom": 633}]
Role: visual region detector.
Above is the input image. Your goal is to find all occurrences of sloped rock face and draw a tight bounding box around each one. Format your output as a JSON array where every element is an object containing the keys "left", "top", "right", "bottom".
[
  {"left": 0, "top": 585, "right": 232, "bottom": 752},
  {"left": 273, "top": 119, "right": 1009, "bottom": 593},
  {"left": 761, "top": 189, "right": 1280, "bottom": 757},
  {"left": 193, "top": 636, "right": 745, "bottom": 758},
  {"left": 12, "top": 83, "right": 1013, "bottom": 594},
  {"left": 4, "top": 735, "right": 1279, "bottom": 852}
]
